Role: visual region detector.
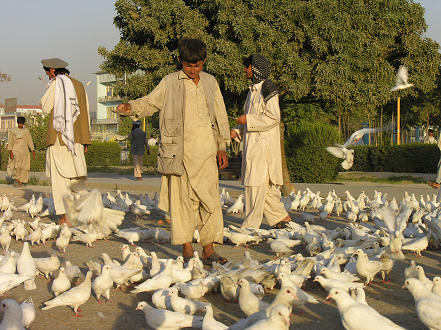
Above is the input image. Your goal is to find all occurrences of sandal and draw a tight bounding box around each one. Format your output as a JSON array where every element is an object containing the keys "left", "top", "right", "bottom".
[
  {"left": 202, "top": 252, "right": 228, "bottom": 266},
  {"left": 274, "top": 221, "right": 290, "bottom": 229},
  {"left": 428, "top": 181, "right": 440, "bottom": 189}
]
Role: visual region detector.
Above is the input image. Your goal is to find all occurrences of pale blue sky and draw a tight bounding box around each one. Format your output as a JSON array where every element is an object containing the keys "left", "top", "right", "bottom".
[{"left": 0, "top": 0, "right": 440, "bottom": 113}]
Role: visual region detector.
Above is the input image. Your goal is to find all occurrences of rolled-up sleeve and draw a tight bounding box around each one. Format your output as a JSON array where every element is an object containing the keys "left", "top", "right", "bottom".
[
  {"left": 246, "top": 95, "right": 280, "bottom": 132},
  {"left": 213, "top": 83, "right": 230, "bottom": 151},
  {"left": 128, "top": 78, "right": 166, "bottom": 120}
]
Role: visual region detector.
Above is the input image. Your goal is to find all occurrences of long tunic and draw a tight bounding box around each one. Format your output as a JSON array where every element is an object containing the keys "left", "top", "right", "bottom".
[
  {"left": 128, "top": 70, "right": 227, "bottom": 245},
  {"left": 41, "top": 78, "right": 90, "bottom": 214},
  {"left": 236, "top": 81, "right": 283, "bottom": 186},
  {"left": 7, "top": 127, "right": 34, "bottom": 171}
]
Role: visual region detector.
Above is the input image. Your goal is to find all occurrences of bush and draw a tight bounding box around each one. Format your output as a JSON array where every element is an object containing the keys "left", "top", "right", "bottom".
[
  {"left": 0, "top": 142, "right": 46, "bottom": 171},
  {"left": 85, "top": 141, "right": 121, "bottom": 166},
  {"left": 285, "top": 122, "right": 341, "bottom": 183},
  {"left": 352, "top": 144, "right": 439, "bottom": 173}
]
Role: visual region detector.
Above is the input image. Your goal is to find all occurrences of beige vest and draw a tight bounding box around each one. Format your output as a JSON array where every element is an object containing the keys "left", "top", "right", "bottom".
[
  {"left": 46, "top": 76, "right": 91, "bottom": 147},
  {"left": 157, "top": 71, "right": 221, "bottom": 175}
]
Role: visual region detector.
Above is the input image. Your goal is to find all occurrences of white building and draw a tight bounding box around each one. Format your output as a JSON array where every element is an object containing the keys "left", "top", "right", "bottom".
[{"left": 93, "top": 71, "right": 122, "bottom": 133}]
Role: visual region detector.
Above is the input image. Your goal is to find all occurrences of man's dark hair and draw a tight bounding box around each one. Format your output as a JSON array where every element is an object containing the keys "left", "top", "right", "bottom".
[
  {"left": 43, "top": 66, "right": 70, "bottom": 76},
  {"left": 150, "top": 134, "right": 154, "bottom": 138},
  {"left": 17, "top": 116, "right": 25, "bottom": 125},
  {"left": 429, "top": 129, "right": 434, "bottom": 134},
  {"left": 242, "top": 55, "right": 253, "bottom": 67},
  {"left": 178, "top": 38, "right": 207, "bottom": 63}
]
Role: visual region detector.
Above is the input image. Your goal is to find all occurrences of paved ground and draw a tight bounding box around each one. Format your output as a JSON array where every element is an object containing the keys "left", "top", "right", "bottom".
[{"left": 0, "top": 174, "right": 439, "bottom": 329}]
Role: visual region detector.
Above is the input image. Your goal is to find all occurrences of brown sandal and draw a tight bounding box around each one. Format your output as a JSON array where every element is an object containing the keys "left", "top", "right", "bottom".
[
  {"left": 202, "top": 252, "right": 228, "bottom": 265},
  {"left": 428, "top": 181, "right": 440, "bottom": 189}
]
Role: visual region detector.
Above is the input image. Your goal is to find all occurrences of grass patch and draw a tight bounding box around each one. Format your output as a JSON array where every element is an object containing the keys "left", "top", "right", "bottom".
[{"left": 336, "top": 173, "right": 427, "bottom": 184}]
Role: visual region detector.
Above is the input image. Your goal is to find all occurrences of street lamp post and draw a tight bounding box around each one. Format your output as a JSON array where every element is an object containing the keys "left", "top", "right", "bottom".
[{"left": 390, "top": 65, "right": 413, "bottom": 146}]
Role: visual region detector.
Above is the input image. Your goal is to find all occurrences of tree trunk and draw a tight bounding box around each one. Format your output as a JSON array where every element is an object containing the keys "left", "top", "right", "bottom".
[{"left": 280, "top": 122, "right": 294, "bottom": 196}]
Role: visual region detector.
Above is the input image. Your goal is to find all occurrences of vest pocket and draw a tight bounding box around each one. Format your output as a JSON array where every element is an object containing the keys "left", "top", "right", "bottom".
[{"left": 157, "top": 143, "right": 183, "bottom": 175}]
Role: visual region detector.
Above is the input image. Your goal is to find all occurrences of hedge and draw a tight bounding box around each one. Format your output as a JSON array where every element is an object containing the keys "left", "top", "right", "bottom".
[
  {"left": 285, "top": 122, "right": 341, "bottom": 183},
  {"left": 85, "top": 141, "right": 122, "bottom": 167},
  {"left": 352, "top": 144, "right": 439, "bottom": 173}
]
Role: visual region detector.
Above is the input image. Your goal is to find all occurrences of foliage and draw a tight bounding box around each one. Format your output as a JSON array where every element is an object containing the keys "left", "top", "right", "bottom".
[
  {"left": 25, "top": 114, "right": 49, "bottom": 151},
  {"left": 285, "top": 122, "right": 341, "bottom": 183},
  {"left": 118, "top": 116, "right": 133, "bottom": 136},
  {"left": 99, "top": 0, "right": 440, "bottom": 123},
  {"left": 0, "top": 73, "right": 11, "bottom": 82},
  {"left": 85, "top": 141, "right": 122, "bottom": 166},
  {"left": 351, "top": 144, "right": 439, "bottom": 173}
]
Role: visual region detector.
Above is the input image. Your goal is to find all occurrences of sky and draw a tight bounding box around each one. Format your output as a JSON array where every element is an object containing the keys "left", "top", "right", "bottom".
[{"left": 0, "top": 0, "right": 440, "bottom": 114}]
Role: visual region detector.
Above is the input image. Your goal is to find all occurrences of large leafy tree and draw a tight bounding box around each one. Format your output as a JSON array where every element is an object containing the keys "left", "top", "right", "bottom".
[
  {"left": 99, "top": 0, "right": 440, "bottom": 189},
  {"left": 0, "top": 73, "right": 11, "bottom": 82}
]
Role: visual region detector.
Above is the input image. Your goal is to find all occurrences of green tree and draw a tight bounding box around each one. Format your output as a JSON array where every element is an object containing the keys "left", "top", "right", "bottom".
[
  {"left": 99, "top": 0, "right": 440, "bottom": 188},
  {"left": 25, "top": 114, "right": 49, "bottom": 151},
  {"left": 0, "top": 73, "right": 11, "bottom": 82}
]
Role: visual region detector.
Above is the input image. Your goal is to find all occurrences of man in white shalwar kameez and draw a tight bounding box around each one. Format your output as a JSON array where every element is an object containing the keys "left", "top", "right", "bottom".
[
  {"left": 428, "top": 133, "right": 441, "bottom": 202},
  {"left": 40, "top": 58, "right": 91, "bottom": 226},
  {"left": 231, "top": 54, "right": 291, "bottom": 229},
  {"left": 115, "top": 39, "right": 230, "bottom": 264}
]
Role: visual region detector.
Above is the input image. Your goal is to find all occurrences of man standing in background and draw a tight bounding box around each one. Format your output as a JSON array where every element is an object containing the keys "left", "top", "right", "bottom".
[
  {"left": 7, "top": 116, "right": 35, "bottom": 186},
  {"left": 231, "top": 54, "right": 291, "bottom": 229},
  {"left": 40, "top": 58, "right": 91, "bottom": 226},
  {"left": 129, "top": 120, "right": 149, "bottom": 181}
]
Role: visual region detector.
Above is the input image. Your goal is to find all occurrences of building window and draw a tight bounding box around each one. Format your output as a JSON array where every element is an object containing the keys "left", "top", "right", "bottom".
[
  {"left": 106, "top": 107, "right": 117, "bottom": 119},
  {"left": 106, "top": 86, "right": 114, "bottom": 97}
]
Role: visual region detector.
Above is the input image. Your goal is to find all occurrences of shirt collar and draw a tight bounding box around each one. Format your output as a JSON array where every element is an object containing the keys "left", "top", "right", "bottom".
[
  {"left": 250, "top": 80, "right": 264, "bottom": 92},
  {"left": 178, "top": 70, "right": 192, "bottom": 80}
]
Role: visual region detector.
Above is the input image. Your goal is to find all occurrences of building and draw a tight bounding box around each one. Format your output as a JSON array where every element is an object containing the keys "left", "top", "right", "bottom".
[
  {"left": 93, "top": 71, "right": 122, "bottom": 133},
  {"left": 0, "top": 104, "right": 43, "bottom": 134}
]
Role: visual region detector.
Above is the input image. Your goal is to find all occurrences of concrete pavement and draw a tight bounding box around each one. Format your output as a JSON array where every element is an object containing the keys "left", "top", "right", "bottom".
[{"left": 0, "top": 170, "right": 438, "bottom": 200}]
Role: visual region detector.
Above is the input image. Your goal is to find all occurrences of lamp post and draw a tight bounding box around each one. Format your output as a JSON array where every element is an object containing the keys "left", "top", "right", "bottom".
[
  {"left": 397, "top": 96, "right": 400, "bottom": 145},
  {"left": 390, "top": 65, "right": 413, "bottom": 145}
]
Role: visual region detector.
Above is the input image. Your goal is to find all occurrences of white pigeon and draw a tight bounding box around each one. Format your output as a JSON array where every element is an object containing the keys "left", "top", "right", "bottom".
[
  {"left": 326, "top": 288, "right": 404, "bottom": 329},
  {"left": 0, "top": 298, "right": 25, "bottom": 330},
  {"left": 202, "top": 304, "right": 228, "bottom": 330},
  {"left": 227, "top": 194, "right": 244, "bottom": 214},
  {"left": 20, "top": 297, "right": 35, "bottom": 328},
  {"left": 56, "top": 227, "right": 72, "bottom": 253},
  {"left": 326, "top": 146, "right": 355, "bottom": 170},
  {"left": 131, "top": 260, "right": 173, "bottom": 293},
  {"left": 92, "top": 264, "right": 113, "bottom": 303},
  {"left": 391, "top": 65, "right": 413, "bottom": 91},
  {"left": 52, "top": 267, "right": 71, "bottom": 296},
  {"left": 243, "top": 304, "right": 290, "bottom": 330},
  {"left": 0, "top": 274, "right": 33, "bottom": 295},
  {"left": 238, "top": 278, "right": 269, "bottom": 317},
  {"left": 136, "top": 301, "right": 204, "bottom": 330},
  {"left": 41, "top": 271, "right": 92, "bottom": 316},
  {"left": 403, "top": 278, "right": 441, "bottom": 330},
  {"left": 168, "top": 287, "right": 206, "bottom": 314},
  {"left": 354, "top": 249, "right": 383, "bottom": 285},
  {"left": 35, "top": 252, "right": 60, "bottom": 278},
  {"left": 64, "top": 260, "right": 83, "bottom": 282},
  {"left": 16, "top": 242, "right": 36, "bottom": 290},
  {"left": 313, "top": 276, "right": 364, "bottom": 293}
]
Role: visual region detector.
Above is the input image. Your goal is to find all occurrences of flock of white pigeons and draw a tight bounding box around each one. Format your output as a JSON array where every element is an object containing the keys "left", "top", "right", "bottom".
[{"left": 0, "top": 183, "right": 439, "bottom": 329}]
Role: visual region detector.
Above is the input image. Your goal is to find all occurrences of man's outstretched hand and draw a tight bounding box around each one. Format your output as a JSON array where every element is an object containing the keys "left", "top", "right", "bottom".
[
  {"left": 217, "top": 150, "right": 228, "bottom": 170},
  {"left": 116, "top": 103, "right": 132, "bottom": 116}
]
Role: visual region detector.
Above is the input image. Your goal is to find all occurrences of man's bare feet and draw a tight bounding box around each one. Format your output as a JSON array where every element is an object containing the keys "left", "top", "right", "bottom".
[{"left": 59, "top": 214, "right": 72, "bottom": 227}]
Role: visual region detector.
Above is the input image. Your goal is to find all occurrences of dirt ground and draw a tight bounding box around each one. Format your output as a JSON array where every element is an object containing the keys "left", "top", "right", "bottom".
[{"left": 0, "top": 183, "right": 437, "bottom": 330}]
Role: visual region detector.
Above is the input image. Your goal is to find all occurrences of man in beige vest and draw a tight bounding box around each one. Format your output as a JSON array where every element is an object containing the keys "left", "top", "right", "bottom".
[
  {"left": 7, "top": 116, "right": 35, "bottom": 186},
  {"left": 231, "top": 54, "right": 291, "bottom": 229},
  {"left": 40, "top": 58, "right": 91, "bottom": 226},
  {"left": 116, "top": 39, "right": 230, "bottom": 265}
]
